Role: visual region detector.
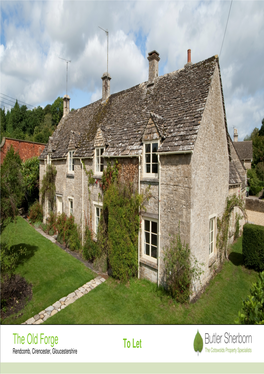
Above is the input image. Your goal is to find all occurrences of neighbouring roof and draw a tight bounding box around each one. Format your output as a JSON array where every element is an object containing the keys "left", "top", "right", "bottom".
[
  {"left": 233, "top": 141, "right": 253, "bottom": 161},
  {"left": 229, "top": 161, "right": 243, "bottom": 185},
  {"left": 40, "top": 55, "right": 222, "bottom": 160}
]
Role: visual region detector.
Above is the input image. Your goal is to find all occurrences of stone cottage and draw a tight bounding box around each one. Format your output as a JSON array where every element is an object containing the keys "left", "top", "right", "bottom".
[
  {"left": 233, "top": 128, "right": 253, "bottom": 170},
  {"left": 39, "top": 50, "right": 245, "bottom": 295}
]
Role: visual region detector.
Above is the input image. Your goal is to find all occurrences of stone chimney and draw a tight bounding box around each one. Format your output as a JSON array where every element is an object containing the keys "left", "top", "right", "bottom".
[
  {"left": 63, "top": 95, "right": 70, "bottom": 117},
  {"left": 234, "top": 128, "right": 238, "bottom": 142},
  {"left": 147, "top": 50, "right": 160, "bottom": 84},
  {"left": 101, "top": 72, "right": 111, "bottom": 101}
]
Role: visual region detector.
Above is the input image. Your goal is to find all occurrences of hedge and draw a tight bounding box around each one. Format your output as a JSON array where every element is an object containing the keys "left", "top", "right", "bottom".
[{"left": 242, "top": 223, "right": 264, "bottom": 271}]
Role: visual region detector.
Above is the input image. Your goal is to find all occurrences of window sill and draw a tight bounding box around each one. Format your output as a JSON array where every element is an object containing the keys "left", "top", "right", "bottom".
[
  {"left": 94, "top": 175, "right": 102, "bottom": 180},
  {"left": 208, "top": 254, "right": 217, "bottom": 267},
  {"left": 141, "top": 177, "right": 159, "bottom": 185},
  {"left": 66, "top": 174, "right": 74, "bottom": 179},
  {"left": 140, "top": 257, "right": 158, "bottom": 270}
]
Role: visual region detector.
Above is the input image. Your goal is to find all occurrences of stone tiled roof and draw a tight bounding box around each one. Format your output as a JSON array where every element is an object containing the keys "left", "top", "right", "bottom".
[
  {"left": 229, "top": 161, "right": 243, "bottom": 185},
  {"left": 40, "top": 55, "right": 222, "bottom": 160},
  {"left": 233, "top": 141, "right": 253, "bottom": 161}
]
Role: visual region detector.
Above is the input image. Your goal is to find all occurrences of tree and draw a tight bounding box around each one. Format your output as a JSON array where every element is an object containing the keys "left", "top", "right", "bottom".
[
  {"left": 244, "top": 127, "right": 259, "bottom": 141},
  {"left": 21, "top": 156, "right": 40, "bottom": 209},
  {"left": 259, "top": 119, "right": 264, "bottom": 137},
  {"left": 50, "top": 97, "right": 63, "bottom": 127},
  {"left": 0, "top": 146, "right": 24, "bottom": 226}
]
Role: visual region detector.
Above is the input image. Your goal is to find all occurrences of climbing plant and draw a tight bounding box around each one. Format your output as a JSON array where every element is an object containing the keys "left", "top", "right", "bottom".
[
  {"left": 96, "top": 160, "right": 150, "bottom": 281},
  {"left": 40, "top": 164, "right": 57, "bottom": 210},
  {"left": 217, "top": 194, "right": 247, "bottom": 260}
]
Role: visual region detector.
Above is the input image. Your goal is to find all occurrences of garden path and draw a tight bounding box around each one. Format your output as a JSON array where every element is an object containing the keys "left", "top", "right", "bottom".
[{"left": 22, "top": 275, "right": 106, "bottom": 325}]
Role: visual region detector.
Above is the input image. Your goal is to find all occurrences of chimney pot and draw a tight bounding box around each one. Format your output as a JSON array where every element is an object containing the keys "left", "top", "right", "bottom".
[
  {"left": 101, "top": 72, "right": 111, "bottom": 101},
  {"left": 187, "top": 49, "right": 191, "bottom": 63},
  {"left": 147, "top": 50, "right": 160, "bottom": 83},
  {"left": 63, "top": 95, "right": 70, "bottom": 117}
]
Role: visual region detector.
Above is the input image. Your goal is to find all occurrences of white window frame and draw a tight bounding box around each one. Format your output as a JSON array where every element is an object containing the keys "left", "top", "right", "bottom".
[
  {"left": 209, "top": 214, "right": 216, "bottom": 256},
  {"left": 47, "top": 154, "right": 51, "bottom": 165},
  {"left": 68, "top": 151, "right": 74, "bottom": 173},
  {"left": 68, "top": 197, "right": 74, "bottom": 216},
  {"left": 95, "top": 147, "right": 104, "bottom": 175},
  {"left": 143, "top": 141, "right": 159, "bottom": 178},
  {"left": 142, "top": 218, "right": 158, "bottom": 263},
  {"left": 56, "top": 194, "right": 63, "bottom": 215},
  {"left": 93, "top": 201, "right": 103, "bottom": 236}
]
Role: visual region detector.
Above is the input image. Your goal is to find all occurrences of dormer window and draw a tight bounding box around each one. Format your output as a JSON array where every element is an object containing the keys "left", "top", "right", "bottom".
[
  {"left": 95, "top": 147, "right": 104, "bottom": 174},
  {"left": 144, "top": 141, "right": 159, "bottom": 177},
  {"left": 68, "top": 151, "right": 74, "bottom": 173}
]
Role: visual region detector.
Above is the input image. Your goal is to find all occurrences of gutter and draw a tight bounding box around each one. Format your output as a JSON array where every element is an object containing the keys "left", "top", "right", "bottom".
[{"left": 157, "top": 150, "right": 193, "bottom": 155}]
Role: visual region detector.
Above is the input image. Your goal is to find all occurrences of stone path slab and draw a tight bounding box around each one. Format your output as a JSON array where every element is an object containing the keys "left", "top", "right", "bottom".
[{"left": 22, "top": 276, "right": 105, "bottom": 325}]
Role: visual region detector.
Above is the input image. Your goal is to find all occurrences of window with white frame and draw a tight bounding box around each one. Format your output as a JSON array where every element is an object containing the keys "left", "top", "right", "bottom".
[
  {"left": 143, "top": 219, "right": 158, "bottom": 260},
  {"left": 47, "top": 154, "right": 51, "bottom": 165},
  {"left": 68, "top": 151, "right": 74, "bottom": 173},
  {"left": 95, "top": 148, "right": 104, "bottom": 174},
  {"left": 144, "top": 142, "right": 159, "bottom": 176},
  {"left": 69, "top": 198, "right": 73, "bottom": 216},
  {"left": 209, "top": 216, "right": 216, "bottom": 255},
  {"left": 94, "top": 204, "right": 103, "bottom": 235}
]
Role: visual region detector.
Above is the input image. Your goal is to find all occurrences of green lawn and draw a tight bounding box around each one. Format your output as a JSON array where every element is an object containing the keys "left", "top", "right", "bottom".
[
  {"left": 1, "top": 218, "right": 258, "bottom": 324},
  {"left": 46, "top": 236, "right": 258, "bottom": 324},
  {"left": 1, "top": 217, "right": 95, "bottom": 324}
]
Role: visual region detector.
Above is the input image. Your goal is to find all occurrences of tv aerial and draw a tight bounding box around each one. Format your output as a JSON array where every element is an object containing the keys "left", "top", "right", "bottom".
[
  {"left": 98, "top": 26, "right": 109, "bottom": 76},
  {"left": 58, "top": 56, "right": 71, "bottom": 96}
]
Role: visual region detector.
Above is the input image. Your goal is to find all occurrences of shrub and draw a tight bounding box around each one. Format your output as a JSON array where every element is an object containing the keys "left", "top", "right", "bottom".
[
  {"left": 46, "top": 211, "right": 57, "bottom": 234},
  {"left": 83, "top": 225, "right": 100, "bottom": 261},
  {"left": 247, "top": 168, "right": 263, "bottom": 196},
  {"left": 163, "top": 229, "right": 203, "bottom": 303},
  {"left": 55, "top": 213, "right": 81, "bottom": 251},
  {"left": 28, "top": 200, "right": 43, "bottom": 223},
  {"left": 243, "top": 223, "right": 264, "bottom": 272},
  {"left": 235, "top": 272, "right": 264, "bottom": 324}
]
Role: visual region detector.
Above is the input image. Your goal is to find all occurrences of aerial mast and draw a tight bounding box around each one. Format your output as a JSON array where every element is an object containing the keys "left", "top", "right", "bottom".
[{"left": 58, "top": 57, "right": 71, "bottom": 96}]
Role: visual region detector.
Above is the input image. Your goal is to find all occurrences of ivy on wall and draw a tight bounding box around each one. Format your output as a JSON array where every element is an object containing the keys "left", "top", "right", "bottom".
[
  {"left": 217, "top": 194, "right": 247, "bottom": 260},
  {"left": 40, "top": 164, "right": 57, "bottom": 210}
]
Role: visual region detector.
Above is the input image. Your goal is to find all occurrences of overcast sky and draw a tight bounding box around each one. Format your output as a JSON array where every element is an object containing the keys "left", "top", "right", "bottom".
[{"left": 1, "top": 0, "right": 263, "bottom": 140}]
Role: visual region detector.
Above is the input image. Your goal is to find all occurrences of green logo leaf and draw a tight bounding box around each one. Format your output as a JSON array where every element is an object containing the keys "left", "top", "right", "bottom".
[{"left": 194, "top": 330, "right": 203, "bottom": 355}]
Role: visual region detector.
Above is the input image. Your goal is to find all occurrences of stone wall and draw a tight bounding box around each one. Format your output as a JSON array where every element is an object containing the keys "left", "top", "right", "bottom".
[
  {"left": 246, "top": 198, "right": 264, "bottom": 226},
  {"left": 1, "top": 137, "right": 45, "bottom": 164},
  {"left": 190, "top": 64, "right": 229, "bottom": 294}
]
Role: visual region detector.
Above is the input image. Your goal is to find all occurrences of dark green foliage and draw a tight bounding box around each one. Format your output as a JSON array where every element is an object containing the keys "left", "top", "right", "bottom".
[
  {"left": 256, "top": 162, "right": 264, "bottom": 183},
  {"left": 252, "top": 134, "right": 264, "bottom": 167},
  {"left": 217, "top": 195, "right": 246, "bottom": 259},
  {"left": 259, "top": 120, "right": 264, "bottom": 137},
  {"left": 243, "top": 224, "right": 264, "bottom": 271},
  {"left": 47, "top": 212, "right": 81, "bottom": 251},
  {"left": 163, "top": 229, "right": 203, "bottom": 303},
  {"left": 1, "top": 97, "right": 63, "bottom": 143},
  {"left": 103, "top": 183, "right": 141, "bottom": 282},
  {"left": 40, "top": 164, "right": 57, "bottom": 209},
  {"left": 83, "top": 225, "right": 100, "bottom": 261},
  {"left": 193, "top": 330, "right": 203, "bottom": 354},
  {"left": 101, "top": 160, "right": 120, "bottom": 191},
  {"left": 247, "top": 168, "right": 263, "bottom": 196},
  {"left": 21, "top": 156, "right": 40, "bottom": 209},
  {"left": 28, "top": 201, "right": 43, "bottom": 223},
  {"left": 0, "top": 146, "right": 24, "bottom": 226},
  {"left": 235, "top": 272, "right": 264, "bottom": 324}
]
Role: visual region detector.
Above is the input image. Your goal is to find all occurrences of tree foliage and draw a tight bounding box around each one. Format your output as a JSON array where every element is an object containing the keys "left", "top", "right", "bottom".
[
  {"left": 40, "top": 164, "right": 57, "bottom": 209},
  {"left": 0, "top": 97, "right": 63, "bottom": 143},
  {"left": 0, "top": 146, "right": 24, "bottom": 226},
  {"left": 235, "top": 272, "right": 264, "bottom": 325},
  {"left": 21, "top": 156, "right": 40, "bottom": 207}
]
